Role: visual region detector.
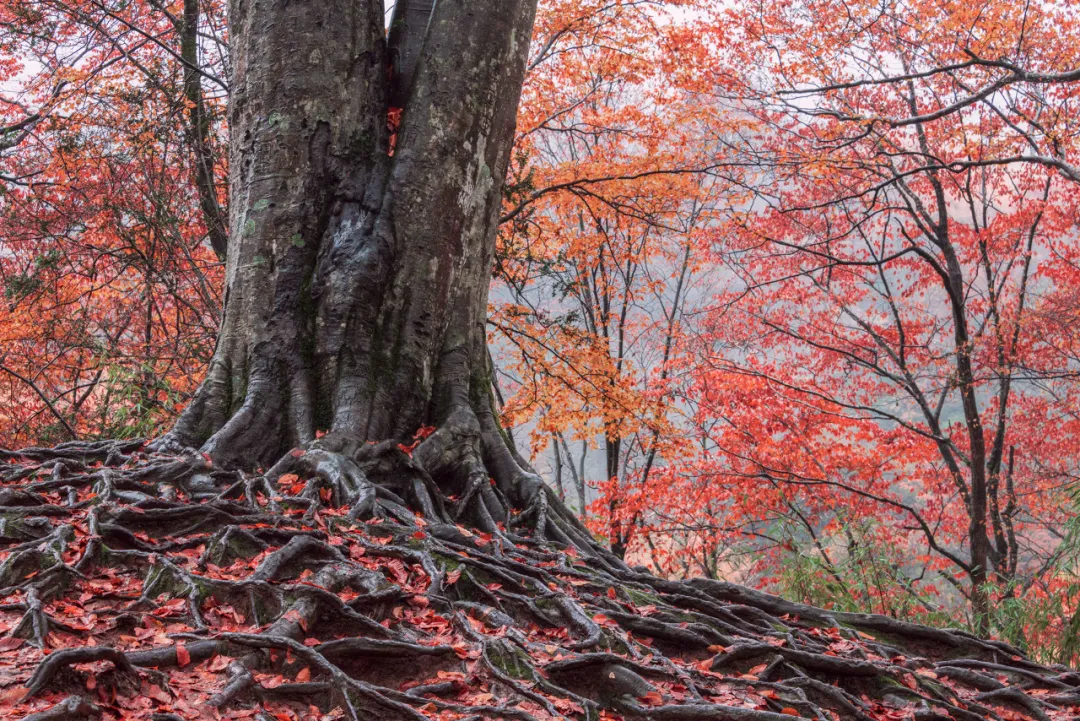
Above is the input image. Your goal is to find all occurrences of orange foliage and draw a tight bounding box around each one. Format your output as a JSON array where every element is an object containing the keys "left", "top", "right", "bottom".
[
  {"left": 560, "top": 0, "right": 1080, "bottom": 650},
  {"left": 0, "top": 0, "right": 226, "bottom": 444}
]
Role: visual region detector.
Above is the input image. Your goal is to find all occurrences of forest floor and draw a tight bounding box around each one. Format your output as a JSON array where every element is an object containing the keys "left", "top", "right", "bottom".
[{"left": 0, "top": 440, "right": 1077, "bottom": 721}]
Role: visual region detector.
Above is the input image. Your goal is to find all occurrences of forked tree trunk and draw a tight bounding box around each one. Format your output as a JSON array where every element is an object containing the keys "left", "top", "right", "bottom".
[{"left": 158, "top": 0, "right": 591, "bottom": 544}]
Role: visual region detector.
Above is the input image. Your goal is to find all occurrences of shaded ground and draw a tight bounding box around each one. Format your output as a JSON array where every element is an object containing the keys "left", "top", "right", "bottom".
[{"left": 0, "top": 439, "right": 1077, "bottom": 721}]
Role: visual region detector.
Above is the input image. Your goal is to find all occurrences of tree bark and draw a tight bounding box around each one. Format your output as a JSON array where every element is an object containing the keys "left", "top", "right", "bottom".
[{"left": 155, "top": 0, "right": 599, "bottom": 547}]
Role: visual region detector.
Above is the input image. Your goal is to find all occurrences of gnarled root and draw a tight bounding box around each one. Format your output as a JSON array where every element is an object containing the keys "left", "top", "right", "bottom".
[{"left": 0, "top": 437, "right": 1074, "bottom": 721}]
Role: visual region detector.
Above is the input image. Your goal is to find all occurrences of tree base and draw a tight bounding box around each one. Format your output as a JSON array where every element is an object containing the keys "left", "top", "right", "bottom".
[{"left": 0, "top": 439, "right": 1076, "bottom": 721}]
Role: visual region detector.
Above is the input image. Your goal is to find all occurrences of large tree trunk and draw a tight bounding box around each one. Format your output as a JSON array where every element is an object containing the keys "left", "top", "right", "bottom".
[{"left": 157, "top": 0, "right": 595, "bottom": 547}]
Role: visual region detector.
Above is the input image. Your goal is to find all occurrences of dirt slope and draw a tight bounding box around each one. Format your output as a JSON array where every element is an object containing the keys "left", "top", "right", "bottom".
[{"left": 0, "top": 441, "right": 1076, "bottom": 721}]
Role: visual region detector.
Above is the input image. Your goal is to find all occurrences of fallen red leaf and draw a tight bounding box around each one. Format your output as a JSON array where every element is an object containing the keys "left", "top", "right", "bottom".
[
  {"left": 175, "top": 641, "right": 190, "bottom": 667},
  {"left": 639, "top": 691, "right": 663, "bottom": 706}
]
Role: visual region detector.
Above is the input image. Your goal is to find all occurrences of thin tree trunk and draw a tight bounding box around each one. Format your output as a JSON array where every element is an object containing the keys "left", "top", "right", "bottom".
[
  {"left": 558, "top": 433, "right": 586, "bottom": 513},
  {"left": 551, "top": 430, "right": 565, "bottom": 501},
  {"left": 180, "top": 0, "right": 227, "bottom": 260}
]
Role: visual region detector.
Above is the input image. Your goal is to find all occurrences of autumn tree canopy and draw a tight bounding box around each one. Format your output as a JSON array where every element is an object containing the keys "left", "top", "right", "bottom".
[{"left": 467, "top": 0, "right": 1080, "bottom": 663}]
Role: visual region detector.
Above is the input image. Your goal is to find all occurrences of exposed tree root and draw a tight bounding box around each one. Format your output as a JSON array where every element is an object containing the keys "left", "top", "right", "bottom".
[{"left": 0, "top": 439, "right": 1075, "bottom": 721}]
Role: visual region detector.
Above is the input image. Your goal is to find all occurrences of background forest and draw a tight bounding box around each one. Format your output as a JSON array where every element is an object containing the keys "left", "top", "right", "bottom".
[{"left": 3, "top": 0, "right": 1080, "bottom": 663}]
